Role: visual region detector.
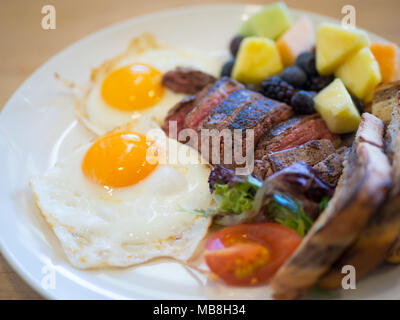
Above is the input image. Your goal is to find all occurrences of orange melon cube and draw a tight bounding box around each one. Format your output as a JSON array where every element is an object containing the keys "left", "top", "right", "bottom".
[
  {"left": 277, "top": 17, "right": 314, "bottom": 66},
  {"left": 370, "top": 42, "right": 398, "bottom": 82}
]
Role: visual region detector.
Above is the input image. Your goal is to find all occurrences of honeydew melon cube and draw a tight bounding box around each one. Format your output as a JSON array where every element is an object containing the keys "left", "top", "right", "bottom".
[
  {"left": 239, "top": 2, "right": 292, "bottom": 39},
  {"left": 335, "top": 48, "right": 382, "bottom": 102},
  {"left": 232, "top": 37, "right": 283, "bottom": 85},
  {"left": 314, "top": 78, "right": 360, "bottom": 134},
  {"left": 316, "top": 23, "right": 370, "bottom": 75}
]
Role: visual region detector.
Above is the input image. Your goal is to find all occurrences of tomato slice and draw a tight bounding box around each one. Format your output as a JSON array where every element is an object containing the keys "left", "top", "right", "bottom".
[{"left": 204, "top": 223, "right": 301, "bottom": 286}]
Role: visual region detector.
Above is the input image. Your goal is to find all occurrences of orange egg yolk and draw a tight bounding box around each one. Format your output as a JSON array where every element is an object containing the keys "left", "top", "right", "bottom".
[
  {"left": 82, "top": 132, "right": 158, "bottom": 188},
  {"left": 101, "top": 63, "right": 165, "bottom": 111}
]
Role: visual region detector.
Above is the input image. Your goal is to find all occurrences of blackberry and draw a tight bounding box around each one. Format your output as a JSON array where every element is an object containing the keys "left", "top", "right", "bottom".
[
  {"left": 296, "top": 51, "right": 318, "bottom": 76},
  {"left": 351, "top": 95, "right": 365, "bottom": 114},
  {"left": 220, "top": 58, "right": 235, "bottom": 77},
  {"left": 259, "top": 76, "right": 296, "bottom": 105},
  {"left": 307, "top": 74, "right": 334, "bottom": 91},
  {"left": 291, "top": 91, "right": 316, "bottom": 115},
  {"left": 281, "top": 66, "right": 308, "bottom": 89},
  {"left": 230, "top": 35, "right": 244, "bottom": 57}
]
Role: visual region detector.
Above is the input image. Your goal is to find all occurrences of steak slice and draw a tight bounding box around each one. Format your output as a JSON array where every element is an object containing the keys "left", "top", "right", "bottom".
[
  {"left": 184, "top": 77, "right": 244, "bottom": 131},
  {"left": 266, "top": 140, "right": 336, "bottom": 173},
  {"left": 313, "top": 147, "right": 348, "bottom": 185},
  {"left": 202, "top": 89, "right": 262, "bottom": 131},
  {"left": 255, "top": 115, "right": 341, "bottom": 160},
  {"left": 228, "top": 96, "right": 293, "bottom": 144},
  {"left": 162, "top": 95, "right": 196, "bottom": 139},
  {"left": 162, "top": 67, "right": 217, "bottom": 94},
  {"left": 270, "top": 113, "right": 392, "bottom": 300},
  {"left": 319, "top": 97, "right": 400, "bottom": 288}
]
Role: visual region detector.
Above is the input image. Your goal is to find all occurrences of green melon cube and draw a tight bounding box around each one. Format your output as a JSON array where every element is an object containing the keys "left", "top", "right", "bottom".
[{"left": 239, "top": 2, "right": 292, "bottom": 39}]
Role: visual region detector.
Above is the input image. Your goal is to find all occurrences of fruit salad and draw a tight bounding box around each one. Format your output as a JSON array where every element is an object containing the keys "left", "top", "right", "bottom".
[{"left": 220, "top": 1, "right": 398, "bottom": 133}]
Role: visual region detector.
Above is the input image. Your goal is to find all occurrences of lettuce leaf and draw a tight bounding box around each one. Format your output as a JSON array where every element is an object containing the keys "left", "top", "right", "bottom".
[{"left": 264, "top": 193, "right": 313, "bottom": 237}]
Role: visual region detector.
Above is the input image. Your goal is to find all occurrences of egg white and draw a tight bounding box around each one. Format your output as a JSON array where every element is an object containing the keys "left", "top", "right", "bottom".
[
  {"left": 77, "top": 33, "right": 226, "bottom": 136},
  {"left": 30, "top": 134, "right": 212, "bottom": 269}
]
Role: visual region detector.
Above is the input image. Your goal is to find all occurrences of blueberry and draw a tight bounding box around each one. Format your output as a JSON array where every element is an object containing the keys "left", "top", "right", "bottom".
[
  {"left": 296, "top": 51, "right": 318, "bottom": 76},
  {"left": 291, "top": 90, "right": 316, "bottom": 114},
  {"left": 230, "top": 35, "right": 244, "bottom": 57},
  {"left": 220, "top": 59, "right": 235, "bottom": 77},
  {"left": 351, "top": 95, "right": 365, "bottom": 114},
  {"left": 281, "top": 66, "right": 308, "bottom": 89}
]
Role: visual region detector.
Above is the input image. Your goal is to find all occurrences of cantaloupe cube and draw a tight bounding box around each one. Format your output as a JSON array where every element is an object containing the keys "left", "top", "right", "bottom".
[
  {"left": 232, "top": 37, "right": 283, "bottom": 84},
  {"left": 239, "top": 2, "right": 292, "bottom": 39},
  {"left": 316, "top": 23, "right": 370, "bottom": 75},
  {"left": 314, "top": 78, "right": 360, "bottom": 134},
  {"left": 335, "top": 48, "right": 381, "bottom": 102},
  {"left": 370, "top": 42, "right": 399, "bottom": 83},
  {"left": 277, "top": 17, "right": 315, "bottom": 66}
]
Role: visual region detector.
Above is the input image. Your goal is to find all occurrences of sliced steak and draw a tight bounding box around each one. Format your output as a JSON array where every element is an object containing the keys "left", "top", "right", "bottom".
[
  {"left": 162, "top": 95, "right": 196, "bottom": 139},
  {"left": 313, "top": 147, "right": 348, "bottom": 185},
  {"left": 265, "top": 140, "right": 336, "bottom": 173},
  {"left": 184, "top": 77, "right": 244, "bottom": 131},
  {"left": 202, "top": 89, "right": 261, "bottom": 131},
  {"left": 195, "top": 89, "right": 292, "bottom": 169},
  {"left": 319, "top": 99, "right": 400, "bottom": 288},
  {"left": 228, "top": 96, "right": 293, "bottom": 143},
  {"left": 271, "top": 113, "right": 392, "bottom": 300},
  {"left": 162, "top": 67, "right": 216, "bottom": 94},
  {"left": 255, "top": 115, "right": 341, "bottom": 160}
]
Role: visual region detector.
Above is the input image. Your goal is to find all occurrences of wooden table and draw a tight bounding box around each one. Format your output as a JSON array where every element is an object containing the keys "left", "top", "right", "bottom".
[{"left": 0, "top": 0, "right": 399, "bottom": 300}]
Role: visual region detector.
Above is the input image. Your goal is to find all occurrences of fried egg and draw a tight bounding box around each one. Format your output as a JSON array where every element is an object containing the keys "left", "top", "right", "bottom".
[
  {"left": 30, "top": 127, "right": 212, "bottom": 268},
  {"left": 76, "top": 33, "right": 225, "bottom": 135}
]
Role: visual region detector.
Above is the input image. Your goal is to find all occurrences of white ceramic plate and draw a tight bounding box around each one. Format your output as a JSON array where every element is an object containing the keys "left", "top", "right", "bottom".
[{"left": 1, "top": 4, "right": 400, "bottom": 300}]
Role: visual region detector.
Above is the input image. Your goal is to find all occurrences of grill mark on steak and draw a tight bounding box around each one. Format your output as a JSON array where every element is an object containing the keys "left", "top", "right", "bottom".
[
  {"left": 255, "top": 116, "right": 312, "bottom": 160},
  {"left": 222, "top": 96, "right": 292, "bottom": 169},
  {"left": 202, "top": 89, "right": 260, "bottom": 131},
  {"left": 184, "top": 77, "right": 244, "bottom": 131},
  {"left": 261, "top": 116, "right": 341, "bottom": 156},
  {"left": 266, "top": 140, "right": 336, "bottom": 173},
  {"left": 312, "top": 147, "right": 348, "bottom": 186},
  {"left": 162, "top": 67, "right": 216, "bottom": 94},
  {"left": 228, "top": 97, "right": 293, "bottom": 140}
]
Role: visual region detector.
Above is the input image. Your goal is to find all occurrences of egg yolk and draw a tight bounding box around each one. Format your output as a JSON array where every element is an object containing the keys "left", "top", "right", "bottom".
[
  {"left": 101, "top": 63, "right": 165, "bottom": 111},
  {"left": 82, "top": 132, "right": 158, "bottom": 188}
]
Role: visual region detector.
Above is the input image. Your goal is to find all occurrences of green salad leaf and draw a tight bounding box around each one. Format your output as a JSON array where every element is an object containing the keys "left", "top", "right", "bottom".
[
  {"left": 319, "top": 196, "right": 330, "bottom": 212},
  {"left": 264, "top": 194, "right": 313, "bottom": 237}
]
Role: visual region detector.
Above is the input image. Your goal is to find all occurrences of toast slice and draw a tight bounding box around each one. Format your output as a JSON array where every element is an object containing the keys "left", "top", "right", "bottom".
[{"left": 371, "top": 81, "right": 400, "bottom": 124}]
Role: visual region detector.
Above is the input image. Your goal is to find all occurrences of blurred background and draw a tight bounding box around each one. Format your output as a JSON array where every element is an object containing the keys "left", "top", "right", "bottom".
[{"left": 0, "top": 0, "right": 399, "bottom": 300}]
